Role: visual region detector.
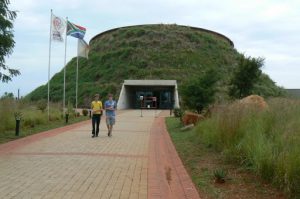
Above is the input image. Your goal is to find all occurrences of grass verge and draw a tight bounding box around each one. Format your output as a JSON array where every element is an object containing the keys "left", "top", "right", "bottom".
[{"left": 166, "top": 117, "right": 286, "bottom": 199}]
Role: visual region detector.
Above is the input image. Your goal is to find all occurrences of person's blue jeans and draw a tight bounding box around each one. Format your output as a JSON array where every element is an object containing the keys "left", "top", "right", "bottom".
[{"left": 92, "top": 114, "right": 101, "bottom": 136}]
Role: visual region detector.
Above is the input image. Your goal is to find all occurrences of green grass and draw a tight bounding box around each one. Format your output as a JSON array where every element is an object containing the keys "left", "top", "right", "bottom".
[
  {"left": 0, "top": 99, "right": 89, "bottom": 144},
  {"left": 166, "top": 117, "right": 222, "bottom": 198},
  {"left": 166, "top": 116, "right": 286, "bottom": 198}
]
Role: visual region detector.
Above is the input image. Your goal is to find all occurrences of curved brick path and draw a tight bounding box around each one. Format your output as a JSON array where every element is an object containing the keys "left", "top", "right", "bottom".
[{"left": 0, "top": 110, "right": 200, "bottom": 199}]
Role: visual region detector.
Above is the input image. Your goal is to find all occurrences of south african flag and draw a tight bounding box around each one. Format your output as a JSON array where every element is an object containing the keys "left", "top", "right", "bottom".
[{"left": 67, "top": 21, "right": 86, "bottom": 39}]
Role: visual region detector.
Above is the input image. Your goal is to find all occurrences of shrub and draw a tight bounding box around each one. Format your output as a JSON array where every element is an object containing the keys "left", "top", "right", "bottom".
[
  {"left": 37, "top": 99, "right": 47, "bottom": 112},
  {"left": 82, "top": 109, "right": 88, "bottom": 116},
  {"left": 180, "top": 68, "right": 219, "bottom": 113},
  {"left": 173, "top": 108, "right": 183, "bottom": 118},
  {"left": 213, "top": 168, "right": 227, "bottom": 183},
  {"left": 229, "top": 54, "right": 263, "bottom": 99}
]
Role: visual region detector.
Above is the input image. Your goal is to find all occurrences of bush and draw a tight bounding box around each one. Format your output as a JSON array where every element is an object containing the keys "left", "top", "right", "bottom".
[
  {"left": 229, "top": 54, "right": 263, "bottom": 99},
  {"left": 195, "top": 98, "right": 300, "bottom": 197},
  {"left": 37, "top": 99, "right": 47, "bottom": 112},
  {"left": 173, "top": 108, "right": 183, "bottom": 118},
  {"left": 180, "top": 68, "right": 219, "bottom": 113},
  {"left": 82, "top": 109, "right": 88, "bottom": 116}
]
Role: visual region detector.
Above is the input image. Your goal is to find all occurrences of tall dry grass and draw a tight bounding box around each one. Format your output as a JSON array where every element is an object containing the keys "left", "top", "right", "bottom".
[
  {"left": 195, "top": 98, "right": 300, "bottom": 198},
  {"left": 0, "top": 99, "right": 63, "bottom": 133},
  {"left": 0, "top": 99, "right": 15, "bottom": 132}
]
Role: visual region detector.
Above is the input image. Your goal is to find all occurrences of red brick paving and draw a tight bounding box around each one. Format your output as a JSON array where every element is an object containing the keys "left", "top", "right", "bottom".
[
  {"left": 0, "top": 110, "right": 200, "bottom": 198},
  {"left": 0, "top": 120, "right": 90, "bottom": 155},
  {"left": 148, "top": 116, "right": 200, "bottom": 199},
  {"left": 7, "top": 151, "right": 148, "bottom": 159},
  {"left": 0, "top": 110, "right": 151, "bottom": 198}
]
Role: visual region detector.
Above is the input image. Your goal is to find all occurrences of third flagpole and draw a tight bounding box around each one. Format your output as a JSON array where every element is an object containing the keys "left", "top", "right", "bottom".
[
  {"left": 63, "top": 17, "right": 68, "bottom": 116},
  {"left": 47, "top": 9, "right": 53, "bottom": 121}
]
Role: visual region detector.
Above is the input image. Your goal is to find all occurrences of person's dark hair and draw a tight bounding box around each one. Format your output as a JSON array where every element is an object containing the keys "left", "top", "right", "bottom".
[{"left": 108, "top": 93, "right": 113, "bottom": 97}]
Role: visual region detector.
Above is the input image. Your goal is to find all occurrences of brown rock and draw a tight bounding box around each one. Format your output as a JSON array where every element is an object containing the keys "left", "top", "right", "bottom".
[
  {"left": 239, "top": 95, "right": 268, "bottom": 110},
  {"left": 182, "top": 112, "right": 205, "bottom": 126}
]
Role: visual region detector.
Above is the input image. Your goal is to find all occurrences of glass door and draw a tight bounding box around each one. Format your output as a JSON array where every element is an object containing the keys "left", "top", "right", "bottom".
[{"left": 160, "top": 90, "right": 172, "bottom": 109}]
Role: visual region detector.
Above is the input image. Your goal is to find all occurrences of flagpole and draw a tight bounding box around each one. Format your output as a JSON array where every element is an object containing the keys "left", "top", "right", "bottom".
[
  {"left": 63, "top": 17, "right": 68, "bottom": 116},
  {"left": 47, "top": 9, "right": 53, "bottom": 121},
  {"left": 76, "top": 39, "right": 79, "bottom": 111}
]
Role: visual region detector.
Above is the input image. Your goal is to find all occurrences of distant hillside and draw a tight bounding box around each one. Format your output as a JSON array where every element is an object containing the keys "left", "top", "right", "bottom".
[
  {"left": 26, "top": 24, "right": 283, "bottom": 107},
  {"left": 286, "top": 89, "right": 300, "bottom": 98}
]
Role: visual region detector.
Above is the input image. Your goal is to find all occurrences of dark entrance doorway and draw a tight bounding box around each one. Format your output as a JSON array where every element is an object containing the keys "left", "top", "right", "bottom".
[
  {"left": 117, "top": 80, "right": 179, "bottom": 110},
  {"left": 131, "top": 87, "right": 174, "bottom": 109}
]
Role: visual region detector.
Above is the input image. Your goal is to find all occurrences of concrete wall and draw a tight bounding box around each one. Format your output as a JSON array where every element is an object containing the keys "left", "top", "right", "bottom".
[
  {"left": 117, "top": 84, "right": 129, "bottom": 109},
  {"left": 174, "top": 83, "right": 180, "bottom": 108}
]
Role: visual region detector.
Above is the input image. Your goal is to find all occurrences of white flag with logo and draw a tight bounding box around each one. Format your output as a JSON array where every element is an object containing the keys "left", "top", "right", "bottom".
[
  {"left": 78, "top": 39, "right": 89, "bottom": 58},
  {"left": 51, "top": 14, "right": 66, "bottom": 42}
]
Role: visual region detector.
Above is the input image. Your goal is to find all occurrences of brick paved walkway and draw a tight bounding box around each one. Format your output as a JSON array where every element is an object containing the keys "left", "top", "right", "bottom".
[{"left": 0, "top": 110, "right": 200, "bottom": 199}]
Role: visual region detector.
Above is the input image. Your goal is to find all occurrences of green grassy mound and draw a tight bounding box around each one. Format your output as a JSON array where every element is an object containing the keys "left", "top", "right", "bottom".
[{"left": 26, "top": 24, "right": 282, "bottom": 106}]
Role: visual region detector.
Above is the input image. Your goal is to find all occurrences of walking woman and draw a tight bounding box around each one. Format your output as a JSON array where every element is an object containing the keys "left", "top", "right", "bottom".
[{"left": 91, "top": 94, "right": 103, "bottom": 138}]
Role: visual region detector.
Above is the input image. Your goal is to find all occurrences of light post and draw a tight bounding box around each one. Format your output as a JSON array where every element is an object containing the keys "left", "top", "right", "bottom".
[
  {"left": 14, "top": 111, "right": 22, "bottom": 136},
  {"left": 140, "top": 95, "right": 144, "bottom": 117}
]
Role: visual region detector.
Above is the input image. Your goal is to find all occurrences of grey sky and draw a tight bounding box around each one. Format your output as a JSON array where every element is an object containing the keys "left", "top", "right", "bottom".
[{"left": 1, "top": 0, "right": 299, "bottom": 97}]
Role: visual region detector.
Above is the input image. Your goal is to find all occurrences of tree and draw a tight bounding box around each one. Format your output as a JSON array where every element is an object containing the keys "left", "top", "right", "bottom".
[
  {"left": 229, "top": 54, "right": 264, "bottom": 99},
  {"left": 0, "top": 91, "right": 14, "bottom": 99},
  {"left": 0, "top": 0, "right": 19, "bottom": 82},
  {"left": 180, "top": 68, "right": 219, "bottom": 113}
]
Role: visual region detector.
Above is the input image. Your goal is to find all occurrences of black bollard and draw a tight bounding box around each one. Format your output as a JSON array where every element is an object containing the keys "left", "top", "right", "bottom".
[
  {"left": 65, "top": 113, "right": 69, "bottom": 123},
  {"left": 15, "top": 119, "right": 20, "bottom": 136}
]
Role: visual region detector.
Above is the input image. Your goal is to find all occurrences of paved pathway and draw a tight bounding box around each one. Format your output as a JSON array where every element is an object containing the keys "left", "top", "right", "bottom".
[{"left": 0, "top": 110, "right": 200, "bottom": 199}]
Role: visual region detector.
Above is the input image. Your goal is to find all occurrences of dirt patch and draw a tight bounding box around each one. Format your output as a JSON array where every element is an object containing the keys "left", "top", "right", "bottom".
[
  {"left": 189, "top": 145, "right": 286, "bottom": 199},
  {"left": 165, "top": 167, "right": 172, "bottom": 185}
]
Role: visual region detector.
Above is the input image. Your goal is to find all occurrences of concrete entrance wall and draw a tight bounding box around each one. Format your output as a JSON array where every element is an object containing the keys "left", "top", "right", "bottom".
[{"left": 117, "top": 80, "right": 180, "bottom": 110}]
